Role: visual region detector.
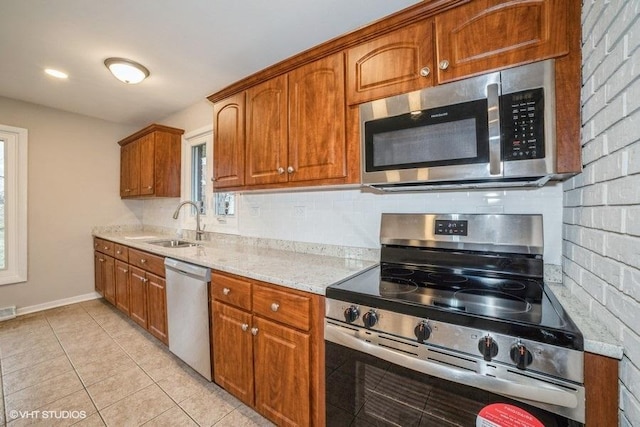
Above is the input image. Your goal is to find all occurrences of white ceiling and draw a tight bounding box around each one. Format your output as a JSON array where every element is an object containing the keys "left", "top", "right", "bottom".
[{"left": 0, "top": 0, "right": 420, "bottom": 127}]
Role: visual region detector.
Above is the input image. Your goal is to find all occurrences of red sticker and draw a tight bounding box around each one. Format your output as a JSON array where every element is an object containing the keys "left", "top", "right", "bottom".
[{"left": 476, "top": 403, "right": 545, "bottom": 427}]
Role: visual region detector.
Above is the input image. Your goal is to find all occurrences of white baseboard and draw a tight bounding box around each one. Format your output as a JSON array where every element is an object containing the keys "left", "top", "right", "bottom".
[{"left": 15, "top": 292, "right": 102, "bottom": 316}]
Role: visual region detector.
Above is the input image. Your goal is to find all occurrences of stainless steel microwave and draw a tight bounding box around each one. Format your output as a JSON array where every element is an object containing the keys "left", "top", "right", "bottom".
[{"left": 360, "top": 60, "right": 558, "bottom": 191}]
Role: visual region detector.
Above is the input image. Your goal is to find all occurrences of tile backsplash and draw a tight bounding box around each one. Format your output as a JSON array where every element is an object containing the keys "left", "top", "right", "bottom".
[{"left": 142, "top": 183, "right": 564, "bottom": 264}]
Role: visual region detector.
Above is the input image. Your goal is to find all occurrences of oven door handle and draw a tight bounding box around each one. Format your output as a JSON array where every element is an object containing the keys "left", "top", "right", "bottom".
[{"left": 325, "top": 322, "right": 579, "bottom": 410}]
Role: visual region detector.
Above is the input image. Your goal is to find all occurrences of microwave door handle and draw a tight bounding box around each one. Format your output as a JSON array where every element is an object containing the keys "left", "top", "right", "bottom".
[{"left": 487, "top": 83, "right": 502, "bottom": 176}]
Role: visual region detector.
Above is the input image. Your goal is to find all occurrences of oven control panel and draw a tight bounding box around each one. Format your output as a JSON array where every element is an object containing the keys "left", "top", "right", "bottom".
[
  {"left": 435, "top": 220, "right": 468, "bottom": 236},
  {"left": 325, "top": 298, "right": 584, "bottom": 384}
]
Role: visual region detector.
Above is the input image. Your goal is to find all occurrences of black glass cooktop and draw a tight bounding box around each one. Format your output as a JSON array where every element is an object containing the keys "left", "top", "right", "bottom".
[{"left": 327, "top": 264, "right": 583, "bottom": 350}]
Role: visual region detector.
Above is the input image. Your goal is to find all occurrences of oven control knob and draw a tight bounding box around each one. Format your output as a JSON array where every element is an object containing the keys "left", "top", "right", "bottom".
[
  {"left": 478, "top": 335, "right": 499, "bottom": 361},
  {"left": 414, "top": 321, "right": 431, "bottom": 343},
  {"left": 343, "top": 306, "right": 360, "bottom": 323},
  {"left": 362, "top": 310, "right": 378, "bottom": 328},
  {"left": 510, "top": 342, "right": 533, "bottom": 370}
]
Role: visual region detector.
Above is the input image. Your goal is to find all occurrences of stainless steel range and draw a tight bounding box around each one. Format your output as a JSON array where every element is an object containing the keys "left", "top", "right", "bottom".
[{"left": 325, "top": 214, "right": 584, "bottom": 426}]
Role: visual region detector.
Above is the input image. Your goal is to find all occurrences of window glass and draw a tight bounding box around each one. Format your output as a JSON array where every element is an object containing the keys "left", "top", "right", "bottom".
[
  {"left": 0, "top": 124, "right": 27, "bottom": 285},
  {"left": 0, "top": 138, "right": 5, "bottom": 270},
  {"left": 191, "top": 143, "right": 207, "bottom": 214}
]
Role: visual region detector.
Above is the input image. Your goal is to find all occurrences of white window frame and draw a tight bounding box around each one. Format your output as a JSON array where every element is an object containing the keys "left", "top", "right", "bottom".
[
  {"left": 0, "top": 124, "right": 28, "bottom": 285},
  {"left": 181, "top": 126, "right": 213, "bottom": 217}
]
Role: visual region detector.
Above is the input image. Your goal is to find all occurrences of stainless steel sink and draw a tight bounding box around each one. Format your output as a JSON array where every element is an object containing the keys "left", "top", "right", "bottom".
[{"left": 148, "top": 239, "right": 198, "bottom": 248}]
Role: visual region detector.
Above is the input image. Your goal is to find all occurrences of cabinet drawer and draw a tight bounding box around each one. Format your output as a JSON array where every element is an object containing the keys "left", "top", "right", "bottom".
[
  {"left": 252, "top": 283, "right": 310, "bottom": 331},
  {"left": 212, "top": 272, "right": 252, "bottom": 311},
  {"left": 114, "top": 244, "right": 129, "bottom": 262},
  {"left": 93, "top": 238, "right": 115, "bottom": 256},
  {"left": 128, "top": 248, "right": 165, "bottom": 277}
]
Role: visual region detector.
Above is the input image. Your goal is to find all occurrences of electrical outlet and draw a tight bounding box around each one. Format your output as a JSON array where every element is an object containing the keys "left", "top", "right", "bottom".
[{"left": 294, "top": 206, "right": 306, "bottom": 218}]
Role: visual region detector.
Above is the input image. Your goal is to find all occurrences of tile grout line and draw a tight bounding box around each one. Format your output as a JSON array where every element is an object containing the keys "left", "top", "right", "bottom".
[
  {"left": 81, "top": 303, "right": 203, "bottom": 427},
  {"left": 42, "top": 306, "right": 109, "bottom": 427}
]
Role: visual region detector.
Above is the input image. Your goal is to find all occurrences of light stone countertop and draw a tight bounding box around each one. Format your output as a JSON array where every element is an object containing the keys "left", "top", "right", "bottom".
[
  {"left": 93, "top": 229, "right": 624, "bottom": 359},
  {"left": 547, "top": 282, "right": 624, "bottom": 360},
  {"left": 93, "top": 230, "right": 378, "bottom": 295}
]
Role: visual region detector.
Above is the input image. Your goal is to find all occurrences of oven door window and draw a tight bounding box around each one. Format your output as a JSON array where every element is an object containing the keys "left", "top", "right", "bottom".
[
  {"left": 326, "top": 341, "right": 578, "bottom": 427},
  {"left": 364, "top": 99, "right": 489, "bottom": 172}
]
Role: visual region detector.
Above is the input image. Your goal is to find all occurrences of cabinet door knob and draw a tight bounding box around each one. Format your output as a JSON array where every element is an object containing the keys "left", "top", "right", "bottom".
[
  {"left": 116, "top": 250, "right": 121, "bottom": 254},
  {"left": 287, "top": 166, "right": 295, "bottom": 173},
  {"left": 104, "top": 246, "right": 109, "bottom": 250},
  {"left": 140, "top": 259, "right": 146, "bottom": 264},
  {"left": 277, "top": 167, "right": 285, "bottom": 174},
  {"left": 420, "top": 66, "right": 430, "bottom": 77},
  {"left": 251, "top": 327, "right": 259, "bottom": 336},
  {"left": 223, "top": 287, "right": 231, "bottom": 295},
  {"left": 439, "top": 60, "right": 450, "bottom": 70},
  {"left": 270, "top": 303, "right": 280, "bottom": 312},
  {"left": 241, "top": 323, "right": 249, "bottom": 331},
  {"left": 99, "top": 258, "right": 105, "bottom": 262}
]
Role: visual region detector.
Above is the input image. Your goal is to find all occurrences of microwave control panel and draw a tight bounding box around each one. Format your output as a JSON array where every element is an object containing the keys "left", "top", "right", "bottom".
[{"left": 500, "top": 88, "right": 545, "bottom": 161}]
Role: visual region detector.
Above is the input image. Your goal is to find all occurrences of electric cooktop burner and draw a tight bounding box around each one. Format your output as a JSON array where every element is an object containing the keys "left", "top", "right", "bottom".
[{"left": 377, "top": 263, "right": 542, "bottom": 323}]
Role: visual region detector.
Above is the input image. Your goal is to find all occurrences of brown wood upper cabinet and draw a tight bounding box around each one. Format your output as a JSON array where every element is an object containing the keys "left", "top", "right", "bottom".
[
  {"left": 434, "top": 0, "right": 569, "bottom": 83},
  {"left": 216, "top": 53, "right": 347, "bottom": 190},
  {"left": 118, "top": 124, "right": 184, "bottom": 198},
  {"left": 346, "top": 19, "right": 434, "bottom": 105},
  {"left": 213, "top": 93, "right": 246, "bottom": 189}
]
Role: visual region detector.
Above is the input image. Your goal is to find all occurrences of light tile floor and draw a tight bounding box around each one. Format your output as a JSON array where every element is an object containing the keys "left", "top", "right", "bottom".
[{"left": 0, "top": 299, "right": 274, "bottom": 427}]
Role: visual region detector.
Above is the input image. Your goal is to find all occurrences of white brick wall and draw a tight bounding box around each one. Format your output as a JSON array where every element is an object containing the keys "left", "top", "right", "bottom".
[{"left": 565, "top": 1, "right": 640, "bottom": 425}]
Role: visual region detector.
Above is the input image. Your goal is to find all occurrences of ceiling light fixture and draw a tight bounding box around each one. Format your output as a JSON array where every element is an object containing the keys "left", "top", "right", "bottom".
[
  {"left": 104, "top": 57, "right": 150, "bottom": 84},
  {"left": 44, "top": 68, "right": 68, "bottom": 79}
]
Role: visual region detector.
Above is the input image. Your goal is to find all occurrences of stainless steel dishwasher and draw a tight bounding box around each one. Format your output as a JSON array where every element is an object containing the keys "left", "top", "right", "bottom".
[{"left": 164, "top": 258, "right": 212, "bottom": 380}]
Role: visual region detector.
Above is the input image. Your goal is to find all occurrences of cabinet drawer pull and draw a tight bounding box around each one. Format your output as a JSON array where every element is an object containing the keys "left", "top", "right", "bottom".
[
  {"left": 103, "top": 246, "right": 109, "bottom": 250},
  {"left": 420, "top": 66, "right": 430, "bottom": 77},
  {"left": 99, "top": 258, "right": 105, "bottom": 262},
  {"left": 241, "top": 323, "right": 249, "bottom": 332},
  {"left": 270, "top": 302, "right": 280, "bottom": 312},
  {"left": 116, "top": 250, "right": 121, "bottom": 254},
  {"left": 439, "top": 60, "right": 450, "bottom": 70},
  {"left": 222, "top": 287, "right": 231, "bottom": 295},
  {"left": 251, "top": 327, "right": 259, "bottom": 336},
  {"left": 140, "top": 259, "right": 147, "bottom": 264}
]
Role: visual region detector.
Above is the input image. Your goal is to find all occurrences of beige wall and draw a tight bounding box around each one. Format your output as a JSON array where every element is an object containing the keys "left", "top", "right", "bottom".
[{"left": 0, "top": 96, "right": 141, "bottom": 311}]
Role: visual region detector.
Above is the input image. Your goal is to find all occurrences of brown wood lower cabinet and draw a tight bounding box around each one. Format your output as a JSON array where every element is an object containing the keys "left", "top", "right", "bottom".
[
  {"left": 114, "top": 260, "right": 130, "bottom": 315},
  {"left": 94, "top": 252, "right": 115, "bottom": 305},
  {"left": 93, "top": 238, "right": 168, "bottom": 346},
  {"left": 211, "top": 271, "right": 324, "bottom": 426}
]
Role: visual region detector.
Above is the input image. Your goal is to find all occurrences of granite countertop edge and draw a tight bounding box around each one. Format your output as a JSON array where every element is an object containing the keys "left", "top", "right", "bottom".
[
  {"left": 546, "top": 282, "right": 624, "bottom": 360},
  {"left": 93, "top": 230, "right": 378, "bottom": 296},
  {"left": 93, "top": 230, "right": 624, "bottom": 360}
]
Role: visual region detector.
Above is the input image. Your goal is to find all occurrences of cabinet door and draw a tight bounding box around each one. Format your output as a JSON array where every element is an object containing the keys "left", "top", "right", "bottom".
[
  {"left": 435, "top": 0, "right": 569, "bottom": 83},
  {"left": 129, "top": 266, "right": 148, "bottom": 328},
  {"left": 147, "top": 273, "right": 168, "bottom": 345},
  {"left": 94, "top": 252, "right": 104, "bottom": 295},
  {"left": 246, "top": 75, "right": 289, "bottom": 186},
  {"left": 114, "top": 260, "right": 130, "bottom": 315},
  {"left": 253, "top": 316, "right": 310, "bottom": 427},
  {"left": 214, "top": 93, "right": 246, "bottom": 189},
  {"left": 138, "top": 133, "right": 156, "bottom": 196},
  {"left": 288, "top": 53, "right": 346, "bottom": 183},
  {"left": 120, "top": 142, "right": 140, "bottom": 197},
  {"left": 347, "top": 20, "right": 434, "bottom": 105},
  {"left": 212, "top": 301, "right": 254, "bottom": 407},
  {"left": 102, "top": 255, "right": 116, "bottom": 305}
]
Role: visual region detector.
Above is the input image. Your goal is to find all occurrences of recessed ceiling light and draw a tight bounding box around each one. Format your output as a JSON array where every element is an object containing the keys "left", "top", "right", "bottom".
[
  {"left": 104, "top": 57, "right": 150, "bottom": 84},
  {"left": 44, "top": 68, "right": 68, "bottom": 79}
]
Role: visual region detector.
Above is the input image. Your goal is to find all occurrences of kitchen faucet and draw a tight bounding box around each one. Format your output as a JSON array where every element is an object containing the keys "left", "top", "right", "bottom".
[{"left": 172, "top": 201, "right": 205, "bottom": 241}]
